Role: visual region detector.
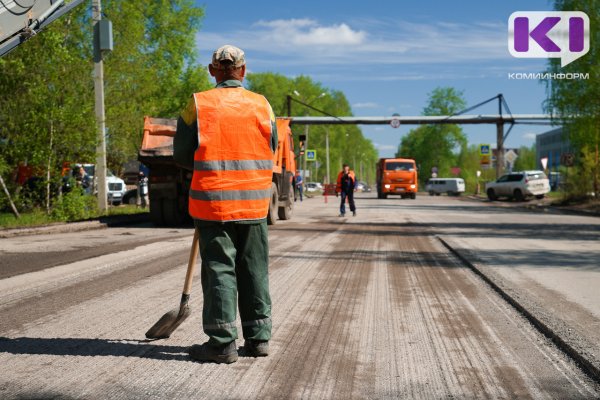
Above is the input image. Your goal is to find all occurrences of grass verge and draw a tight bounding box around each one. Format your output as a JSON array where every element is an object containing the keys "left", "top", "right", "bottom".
[{"left": 0, "top": 205, "right": 148, "bottom": 229}]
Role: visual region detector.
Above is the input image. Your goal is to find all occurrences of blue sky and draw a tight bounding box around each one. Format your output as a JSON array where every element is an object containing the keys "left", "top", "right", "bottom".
[{"left": 194, "top": 1, "right": 569, "bottom": 157}]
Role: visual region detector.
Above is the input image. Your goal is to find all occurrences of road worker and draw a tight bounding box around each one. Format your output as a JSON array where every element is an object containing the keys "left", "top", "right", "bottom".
[
  {"left": 173, "top": 45, "right": 277, "bottom": 364},
  {"left": 336, "top": 164, "right": 357, "bottom": 217},
  {"left": 294, "top": 170, "right": 303, "bottom": 202}
]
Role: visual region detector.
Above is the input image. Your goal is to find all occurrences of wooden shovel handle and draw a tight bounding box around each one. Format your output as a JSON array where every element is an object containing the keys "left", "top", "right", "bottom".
[{"left": 182, "top": 229, "right": 200, "bottom": 295}]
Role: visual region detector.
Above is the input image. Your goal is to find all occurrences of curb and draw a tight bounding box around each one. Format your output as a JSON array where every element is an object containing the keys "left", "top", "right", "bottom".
[
  {"left": 0, "top": 213, "right": 150, "bottom": 238},
  {"left": 463, "top": 195, "right": 600, "bottom": 218},
  {"left": 437, "top": 235, "right": 600, "bottom": 384}
]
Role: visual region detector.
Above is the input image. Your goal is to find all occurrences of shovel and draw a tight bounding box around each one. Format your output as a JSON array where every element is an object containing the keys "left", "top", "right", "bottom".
[{"left": 145, "top": 229, "right": 200, "bottom": 339}]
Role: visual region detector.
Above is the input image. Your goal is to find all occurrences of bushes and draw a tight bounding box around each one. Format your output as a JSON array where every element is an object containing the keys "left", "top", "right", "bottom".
[{"left": 51, "top": 187, "right": 98, "bottom": 221}]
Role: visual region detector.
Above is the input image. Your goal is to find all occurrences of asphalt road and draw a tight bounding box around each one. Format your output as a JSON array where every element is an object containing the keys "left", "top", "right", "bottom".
[{"left": 0, "top": 194, "right": 599, "bottom": 399}]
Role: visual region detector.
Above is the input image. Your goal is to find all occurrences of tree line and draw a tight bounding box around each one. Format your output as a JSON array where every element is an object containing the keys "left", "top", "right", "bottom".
[{"left": 247, "top": 73, "right": 378, "bottom": 184}]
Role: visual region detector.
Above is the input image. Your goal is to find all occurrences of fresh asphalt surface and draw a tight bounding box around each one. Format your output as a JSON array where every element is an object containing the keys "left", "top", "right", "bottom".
[{"left": 0, "top": 194, "right": 599, "bottom": 399}]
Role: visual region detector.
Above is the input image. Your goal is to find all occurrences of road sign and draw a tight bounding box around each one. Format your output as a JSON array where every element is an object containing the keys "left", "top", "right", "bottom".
[
  {"left": 480, "top": 144, "right": 491, "bottom": 155},
  {"left": 504, "top": 149, "right": 518, "bottom": 164},
  {"left": 561, "top": 152, "right": 575, "bottom": 166},
  {"left": 390, "top": 118, "right": 401, "bottom": 129},
  {"left": 306, "top": 149, "right": 317, "bottom": 161}
]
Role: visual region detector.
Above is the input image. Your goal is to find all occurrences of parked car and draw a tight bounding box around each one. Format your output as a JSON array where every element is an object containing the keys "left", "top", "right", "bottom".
[
  {"left": 305, "top": 182, "right": 322, "bottom": 192},
  {"left": 106, "top": 171, "right": 127, "bottom": 205},
  {"left": 426, "top": 178, "right": 465, "bottom": 196},
  {"left": 485, "top": 170, "right": 550, "bottom": 201},
  {"left": 356, "top": 181, "right": 372, "bottom": 192}
]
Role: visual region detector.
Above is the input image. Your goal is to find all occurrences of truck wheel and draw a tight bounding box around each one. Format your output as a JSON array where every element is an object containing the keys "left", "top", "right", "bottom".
[
  {"left": 487, "top": 189, "right": 497, "bottom": 201},
  {"left": 429, "top": 191, "right": 434, "bottom": 196},
  {"left": 162, "top": 198, "right": 185, "bottom": 226},
  {"left": 267, "top": 182, "right": 278, "bottom": 225},
  {"left": 535, "top": 194, "right": 545, "bottom": 200},
  {"left": 278, "top": 184, "right": 293, "bottom": 220},
  {"left": 150, "top": 198, "right": 165, "bottom": 226},
  {"left": 513, "top": 189, "right": 524, "bottom": 202},
  {"left": 410, "top": 193, "right": 416, "bottom": 200}
]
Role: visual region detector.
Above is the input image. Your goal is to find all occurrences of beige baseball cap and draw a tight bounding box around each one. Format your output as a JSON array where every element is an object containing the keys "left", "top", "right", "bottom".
[{"left": 211, "top": 45, "right": 246, "bottom": 69}]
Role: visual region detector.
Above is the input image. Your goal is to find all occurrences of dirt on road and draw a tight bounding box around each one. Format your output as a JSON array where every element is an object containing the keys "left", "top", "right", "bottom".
[{"left": 0, "top": 196, "right": 598, "bottom": 399}]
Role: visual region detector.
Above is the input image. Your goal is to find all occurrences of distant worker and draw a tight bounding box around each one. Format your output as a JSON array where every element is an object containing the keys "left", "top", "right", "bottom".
[
  {"left": 336, "top": 164, "right": 357, "bottom": 217},
  {"left": 174, "top": 45, "right": 277, "bottom": 364},
  {"left": 75, "top": 166, "right": 91, "bottom": 194},
  {"left": 295, "top": 170, "right": 303, "bottom": 202},
  {"left": 137, "top": 171, "right": 148, "bottom": 208}
]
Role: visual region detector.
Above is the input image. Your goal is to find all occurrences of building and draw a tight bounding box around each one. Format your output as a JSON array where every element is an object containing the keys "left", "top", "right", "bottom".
[{"left": 536, "top": 127, "right": 572, "bottom": 189}]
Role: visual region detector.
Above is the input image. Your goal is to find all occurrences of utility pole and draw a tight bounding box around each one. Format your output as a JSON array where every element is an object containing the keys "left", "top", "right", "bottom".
[
  {"left": 93, "top": 0, "right": 107, "bottom": 211},
  {"left": 496, "top": 96, "right": 504, "bottom": 179},
  {"left": 303, "top": 124, "right": 309, "bottom": 183},
  {"left": 325, "top": 127, "right": 330, "bottom": 184},
  {"left": 292, "top": 91, "right": 325, "bottom": 185}
]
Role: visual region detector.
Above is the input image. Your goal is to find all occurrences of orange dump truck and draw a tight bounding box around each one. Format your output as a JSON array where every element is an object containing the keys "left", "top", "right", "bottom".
[
  {"left": 138, "top": 117, "right": 296, "bottom": 226},
  {"left": 376, "top": 158, "right": 418, "bottom": 199}
]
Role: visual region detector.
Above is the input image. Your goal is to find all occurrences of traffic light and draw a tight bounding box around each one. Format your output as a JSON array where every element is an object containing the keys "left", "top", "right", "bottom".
[{"left": 298, "top": 134, "right": 306, "bottom": 156}]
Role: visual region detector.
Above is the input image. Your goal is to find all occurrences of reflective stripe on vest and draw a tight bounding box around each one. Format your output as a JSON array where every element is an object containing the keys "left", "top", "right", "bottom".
[{"left": 189, "top": 87, "right": 274, "bottom": 222}]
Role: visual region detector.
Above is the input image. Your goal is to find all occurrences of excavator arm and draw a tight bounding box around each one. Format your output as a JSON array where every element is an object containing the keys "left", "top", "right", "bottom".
[{"left": 0, "top": 0, "right": 86, "bottom": 57}]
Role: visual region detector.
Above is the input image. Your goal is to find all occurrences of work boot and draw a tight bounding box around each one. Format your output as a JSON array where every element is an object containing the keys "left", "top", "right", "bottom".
[
  {"left": 353, "top": 211, "right": 356, "bottom": 217},
  {"left": 188, "top": 341, "right": 238, "bottom": 364},
  {"left": 244, "top": 339, "right": 269, "bottom": 357},
  {"left": 338, "top": 213, "right": 344, "bottom": 217}
]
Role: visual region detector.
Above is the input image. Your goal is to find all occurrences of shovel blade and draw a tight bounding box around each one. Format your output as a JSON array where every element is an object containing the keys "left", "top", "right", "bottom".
[{"left": 145, "top": 306, "right": 191, "bottom": 339}]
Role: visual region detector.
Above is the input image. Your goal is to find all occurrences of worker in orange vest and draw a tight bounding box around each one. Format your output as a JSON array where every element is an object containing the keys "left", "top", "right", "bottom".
[
  {"left": 174, "top": 45, "right": 277, "bottom": 364},
  {"left": 336, "top": 164, "right": 357, "bottom": 217}
]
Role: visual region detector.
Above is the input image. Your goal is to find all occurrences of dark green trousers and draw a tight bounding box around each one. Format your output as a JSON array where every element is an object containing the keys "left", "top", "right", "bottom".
[{"left": 195, "top": 220, "right": 272, "bottom": 346}]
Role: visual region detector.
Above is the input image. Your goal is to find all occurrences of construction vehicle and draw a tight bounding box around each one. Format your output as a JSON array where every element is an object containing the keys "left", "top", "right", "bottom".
[
  {"left": 139, "top": 117, "right": 296, "bottom": 226},
  {"left": 376, "top": 158, "right": 418, "bottom": 199}
]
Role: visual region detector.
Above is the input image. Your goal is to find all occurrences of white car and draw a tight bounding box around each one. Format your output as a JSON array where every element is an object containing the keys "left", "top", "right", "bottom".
[
  {"left": 305, "top": 182, "right": 322, "bottom": 192},
  {"left": 426, "top": 178, "right": 465, "bottom": 196},
  {"left": 106, "top": 172, "right": 127, "bottom": 205},
  {"left": 486, "top": 170, "right": 550, "bottom": 201}
]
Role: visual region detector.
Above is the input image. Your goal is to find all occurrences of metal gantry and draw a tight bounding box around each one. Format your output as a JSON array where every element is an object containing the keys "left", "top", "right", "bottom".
[{"left": 287, "top": 94, "right": 554, "bottom": 178}]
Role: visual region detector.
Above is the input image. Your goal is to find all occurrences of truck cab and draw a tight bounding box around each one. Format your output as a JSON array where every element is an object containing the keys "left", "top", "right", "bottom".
[{"left": 376, "top": 158, "right": 418, "bottom": 199}]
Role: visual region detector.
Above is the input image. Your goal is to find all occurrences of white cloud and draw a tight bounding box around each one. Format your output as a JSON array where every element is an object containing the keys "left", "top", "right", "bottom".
[
  {"left": 352, "top": 102, "right": 379, "bottom": 109},
  {"left": 196, "top": 17, "right": 509, "bottom": 69},
  {"left": 523, "top": 132, "right": 538, "bottom": 140},
  {"left": 253, "top": 18, "right": 366, "bottom": 46}
]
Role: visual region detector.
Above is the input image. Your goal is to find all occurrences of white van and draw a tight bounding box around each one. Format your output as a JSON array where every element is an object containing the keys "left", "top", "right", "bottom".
[{"left": 426, "top": 178, "right": 465, "bottom": 196}]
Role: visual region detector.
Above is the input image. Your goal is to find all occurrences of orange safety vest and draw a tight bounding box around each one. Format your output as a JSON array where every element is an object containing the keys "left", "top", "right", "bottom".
[
  {"left": 336, "top": 170, "right": 356, "bottom": 193},
  {"left": 189, "top": 87, "right": 274, "bottom": 222}
]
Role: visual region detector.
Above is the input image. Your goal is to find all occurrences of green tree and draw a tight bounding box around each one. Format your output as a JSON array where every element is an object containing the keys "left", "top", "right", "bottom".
[
  {"left": 512, "top": 145, "right": 536, "bottom": 172},
  {"left": 396, "top": 87, "right": 467, "bottom": 182},
  {"left": 543, "top": 0, "right": 600, "bottom": 197},
  {"left": 0, "top": 0, "right": 210, "bottom": 213},
  {"left": 247, "top": 73, "right": 378, "bottom": 184},
  {"left": 101, "top": 0, "right": 211, "bottom": 173}
]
